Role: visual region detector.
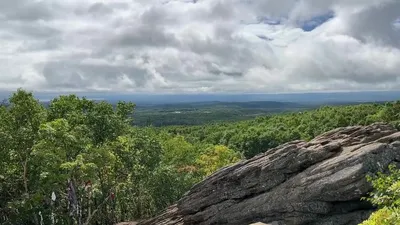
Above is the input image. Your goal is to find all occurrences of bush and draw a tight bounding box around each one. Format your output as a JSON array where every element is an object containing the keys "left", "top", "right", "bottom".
[
  {"left": 360, "top": 207, "right": 400, "bottom": 225},
  {"left": 360, "top": 164, "right": 400, "bottom": 225}
]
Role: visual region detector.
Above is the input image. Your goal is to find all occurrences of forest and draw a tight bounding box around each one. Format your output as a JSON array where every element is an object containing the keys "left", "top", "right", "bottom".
[
  {"left": 132, "top": 101, "right": 312, "bottom": 126},
  {"left": 131, "top": 100, "right": 385, "bottom": 127},
  {"left": 1, "top": 89, "right": 400, "bottom": 225}
]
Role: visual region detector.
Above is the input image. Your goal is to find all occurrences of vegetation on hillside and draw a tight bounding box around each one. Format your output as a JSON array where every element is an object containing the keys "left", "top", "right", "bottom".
[
  {"left": 132, "top": 101, "right": 311, "bottom": 126},
  {"left": 164, "top": 102, "right": 400, "bottom": 158},
  {"left": 0, "top": 89, "right": 240, "bottom": 225},
  {"left": 360, "top": 165, "right": 400, "bottom": 224},
  {"left": 1, "top": 89, "right": 400, "bottom": 224}
]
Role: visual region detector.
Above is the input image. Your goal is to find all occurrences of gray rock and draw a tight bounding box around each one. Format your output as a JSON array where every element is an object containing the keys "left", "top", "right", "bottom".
[{"left": 140, "top": 123, "right": 400, "bottom": 225}]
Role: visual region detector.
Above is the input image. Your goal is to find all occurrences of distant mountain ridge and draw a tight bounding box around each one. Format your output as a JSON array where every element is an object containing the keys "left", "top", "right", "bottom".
[{"left": 1, "top": 91, "right": 400, "bottom": 105}]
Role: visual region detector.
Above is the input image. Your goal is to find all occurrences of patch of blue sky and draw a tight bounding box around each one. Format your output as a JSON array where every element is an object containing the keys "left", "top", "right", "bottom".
[
  {"left": 300, "top": 11, "right": 335, "bottom": 32},
  {"left": 394, "top": 17, "right": 400, "bottom": 30},
  {"left": 246, "top": 11, "right": 335, "bottom": 32},
  {"left": 240, "top": 16, "right": 283, "bottom": 26}
]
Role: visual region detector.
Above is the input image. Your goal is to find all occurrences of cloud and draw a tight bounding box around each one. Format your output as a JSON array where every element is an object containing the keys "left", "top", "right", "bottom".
[
  {"left": 0, "top": 0, "right": 56, "bottom": 22},
  {"left": 0, "top": 0, "right": 399, "bottom": 93}
]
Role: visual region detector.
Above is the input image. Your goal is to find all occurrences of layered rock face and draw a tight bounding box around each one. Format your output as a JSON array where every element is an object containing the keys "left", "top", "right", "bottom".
[{"left": 140, "top": 123, "right": 400, "bottom": 225}]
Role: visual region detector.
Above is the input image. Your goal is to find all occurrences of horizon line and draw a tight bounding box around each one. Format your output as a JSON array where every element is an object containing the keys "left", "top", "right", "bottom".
[{"left": 2, "top": 89, "right": 400, "bottom": 96}]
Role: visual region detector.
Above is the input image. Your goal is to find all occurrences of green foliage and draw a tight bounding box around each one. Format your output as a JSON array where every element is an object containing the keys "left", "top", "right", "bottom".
[
  {"left": 196, "top": 145, "right": 242, "bottom": 176},
  {"left": 363, "top": 165, "right": 400, "bottom": 208},
  {"left": 360, "top": 207, "right": 400, "bottom": 225},
  {"left": 0, "top": 89, "right": 244, "bottom": 225},
  {"left": 360, "top": 165, "right": 400, "bottom": 224},
  {"left": 0, "top": 89, "right": 46, "bottom": 224},
  {"left": 2, "top": 89, "right": 400, "bottom": 224},
  {"left": 132, "top": 101, "right": 310, "bottom": 126},
  {"left": 164, "top": 103, "right": 392, "bottom": 158}
]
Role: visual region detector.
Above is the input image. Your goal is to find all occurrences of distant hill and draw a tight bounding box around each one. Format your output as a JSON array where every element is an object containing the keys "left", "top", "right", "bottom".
[
  {"left": 1, "top": 93, "right": 391, "bottom": 127},
  {"left": 1, "top": 91, "right": 400, "bottom": 106},
  {"left": 132, "top": 100, "right": 389, "bottom": 127}
]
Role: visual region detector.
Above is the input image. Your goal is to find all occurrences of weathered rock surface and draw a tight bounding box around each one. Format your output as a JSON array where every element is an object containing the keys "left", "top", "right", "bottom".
[{"left": 140, "top": 123, "right": 400, "bottom": 225}]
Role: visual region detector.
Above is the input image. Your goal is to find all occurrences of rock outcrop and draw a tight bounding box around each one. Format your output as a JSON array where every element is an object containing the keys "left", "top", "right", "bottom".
[{"left": 140, "top": 123, "right": 400, "bottom": 225}]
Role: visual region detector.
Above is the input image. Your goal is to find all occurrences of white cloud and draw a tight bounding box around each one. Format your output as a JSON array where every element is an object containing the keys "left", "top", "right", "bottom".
[{"left": 0, "top": 0, "right": 399, "bottom": 93}]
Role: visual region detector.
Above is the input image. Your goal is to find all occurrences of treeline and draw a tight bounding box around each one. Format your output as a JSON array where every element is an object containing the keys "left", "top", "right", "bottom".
[
  {"left": 134, "top": 109, "right": 264, "bottom": 127},
  {"left": 1, "top": 89, "right": 400, "bottom": 225},
  {"left": 0, "top": 89, "right": 240, "bottom": 225},
  {"left": 132, "top": 101, "right": 311, "bottom": 127},
  {"left": 163, "top": 102, "right": 400, "bottom": 158}
]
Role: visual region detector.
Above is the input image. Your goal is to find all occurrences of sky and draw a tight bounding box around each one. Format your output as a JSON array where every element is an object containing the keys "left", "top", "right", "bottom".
[{"left": 0, "top": 0, "right": 400, "bottom": 94}]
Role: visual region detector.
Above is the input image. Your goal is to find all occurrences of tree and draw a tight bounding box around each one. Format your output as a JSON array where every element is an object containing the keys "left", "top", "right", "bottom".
[
  {"left": 196, "top": 145, "right": 242, "bottom": 177},
  {"left": 0, "top": 89, "right": 46, "bottom": 224}
]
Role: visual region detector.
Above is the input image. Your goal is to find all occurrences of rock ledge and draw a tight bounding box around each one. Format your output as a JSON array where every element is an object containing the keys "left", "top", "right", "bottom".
[{"left": 140, "top": 123, "right": 400, "bottom": 225}]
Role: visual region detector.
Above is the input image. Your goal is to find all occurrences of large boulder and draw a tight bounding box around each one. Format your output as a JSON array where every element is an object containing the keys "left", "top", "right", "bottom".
[{"left": 140, "top": 123, "right": 400, "bottom": 225}]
